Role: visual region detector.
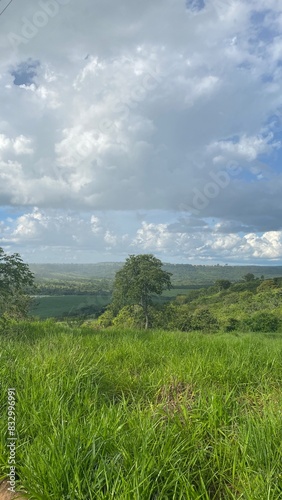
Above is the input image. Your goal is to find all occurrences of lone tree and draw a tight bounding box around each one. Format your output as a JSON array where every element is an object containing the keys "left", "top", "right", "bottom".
[
  {"left": 0, "top": 247, "right": 35, "bottom": 318},
  {"left": 112, "top": 254, "right": 172, "bottom": 329},
  {"left": 215, "top": 279, "right": 231, "bottom": 291},
  {"left": 243, "top": 273, "right": 255, "bottom": 282}
]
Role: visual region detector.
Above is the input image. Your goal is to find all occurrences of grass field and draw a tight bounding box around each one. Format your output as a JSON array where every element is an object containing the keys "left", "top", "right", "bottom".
[
  {"left": 29, "top": 295, "right": 111, "bottom": 319},
  {"left": 1, "top": 322, "right": 282, "bottom": 499},
  {"left": 29, "top": 290, "right": 188, "bottom": 319}
]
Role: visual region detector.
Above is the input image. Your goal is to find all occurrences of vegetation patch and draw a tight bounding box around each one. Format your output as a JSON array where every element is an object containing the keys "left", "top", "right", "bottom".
[
  {"left": 1, "top": 323, "right": 282, "bottom": 498},
  {"left": 155, "top": 379, "right": 197, "bottom": 422}
]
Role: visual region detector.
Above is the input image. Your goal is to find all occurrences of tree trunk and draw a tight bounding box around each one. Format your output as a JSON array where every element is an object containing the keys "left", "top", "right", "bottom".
[
  {"left": 140, "top": 295, "right": 149, "bottom": 330},
  {"left": 145, "top": 310, "right": 149, "bottom": 330}
]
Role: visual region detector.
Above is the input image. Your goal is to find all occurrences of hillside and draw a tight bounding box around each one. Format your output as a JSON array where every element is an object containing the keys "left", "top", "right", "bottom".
[
  {"left": 28, "top": 264, "right": 282, "bottom": 321},
  {"left": 96, "top": 275, "right": 282, "bottom": 334}
]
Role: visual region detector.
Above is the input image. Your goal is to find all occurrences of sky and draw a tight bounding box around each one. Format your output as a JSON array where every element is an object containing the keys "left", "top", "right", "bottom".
[{"left": 0, "top": 0, "right": 282, "bottom": 264}]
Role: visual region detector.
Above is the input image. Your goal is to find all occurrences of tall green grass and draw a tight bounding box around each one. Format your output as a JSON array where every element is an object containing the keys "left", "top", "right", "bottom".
[{"left": 1, "top": 322, "right": 282, "bottom": 499}]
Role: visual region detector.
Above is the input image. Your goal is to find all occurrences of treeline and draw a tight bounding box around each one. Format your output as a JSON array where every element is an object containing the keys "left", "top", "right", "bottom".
[
  {"left": 33, "top": 278, "right": 112, "bottom": 295},
  {"left": 29, "top": 263, "right": 123, "bottom": 280},
  {"left": 96, "top": 275, "right": 282, "bottom": 333},
  {"left": 29, "top": 263, "right": 282, "bottom": 287}
]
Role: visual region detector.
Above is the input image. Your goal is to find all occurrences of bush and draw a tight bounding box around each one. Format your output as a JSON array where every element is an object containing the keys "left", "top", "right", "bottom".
[
  {"left": 97, "top": 309, "right": 115, "bottom": 328},
  {"left": 224, "top": 317, "right": 240, "bottom": 332},
  {"left": 215, "top": 279, "right": 232, "bottom": 291},
  {"left": 230, "top": 282, "right": 258, "bottom": 293},
  {"left": 146, "top": 305, "right": 171, "bottom": 329},
  {"left": 112, "top": 305, "right": 145, "bottom": 329},
  {"left": 191, "top": 308, "right": 219, "bottom": 333},
  {"left": 165, "top": 304, "right": 193, "bottom": 331},
  {"left": 256, "top": 279, "right": 279, "bottom": 292},
  {"left": 243, "top": 312, "right": 280, "bottom": 333}
]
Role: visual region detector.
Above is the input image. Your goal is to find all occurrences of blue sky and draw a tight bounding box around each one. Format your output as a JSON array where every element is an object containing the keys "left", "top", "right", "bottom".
[
  {"left": 0, "top": 0, "right": 282, "bottom": 264},
  {"left": 11, "top": 58, "right": 40, "bottom": 86}
]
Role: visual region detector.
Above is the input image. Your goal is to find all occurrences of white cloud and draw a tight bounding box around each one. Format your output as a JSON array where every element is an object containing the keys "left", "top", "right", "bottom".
[
  {"left": 0, "top": 134, "right": 33, "bottom": 156},
  {"left": 1, "top": 208, "right": 282, "bottom": 263},
  {"left": 0, "top": 0, "right": 282, "bottom": 262},
  {"left": 208, "top": 134, "right": 276, "bottom": 162},
  {"left": 13, "top": 135, "right": 34, "bottom": 155}
]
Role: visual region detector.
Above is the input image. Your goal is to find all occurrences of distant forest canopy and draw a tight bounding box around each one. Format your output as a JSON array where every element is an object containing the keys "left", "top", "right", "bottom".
[{"left": 29, "top": 263, "right": 282, "bottom": 285}]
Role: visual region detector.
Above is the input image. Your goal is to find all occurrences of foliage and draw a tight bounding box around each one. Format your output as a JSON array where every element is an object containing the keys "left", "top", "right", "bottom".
[
  {"left": 33, "top": 278, "right": 112, "bottom": 295},
  {"left": 256, "top": 279, "right": 279, "bottom": 292},
  {"left": 242, "top": 272, "right": 256, "bottom": 282},
  {"left": 29, "top": 262, "right": 282, "bottom": 288},
  {"left": 96, "top": 308, "right": 115, "bottom": 328},
  {"left": 111, "top": 254, "right": 172, "bottom": 329},
  {"left": 167, "top": 304, "right": 193, "bottom": 331},
  {"left": 242, "top": 312, "right": 280, "bottom": 333},
  {"left": 215, "top": 279, "right": 232, "bottom": 291},
  {"left": 135, "top": 276, "right": 282, "bottom": 333},
  {"left": 0, "top": 247, "right": 34, "bottom": 318},
  {"left": 23, "top": 260, "right": 282, "bottom": 333},
  {"left": 230, "top": 281, "right": 258, "bottom": 292},
  {"left": 224, "top": 317, "right": 240, "bottom": 332},
  {"left": 112, "top": 305, "right": 145, "bottom": 329},
  {"left": 191, "top": 308, "right": 219, "bottom": 332}
]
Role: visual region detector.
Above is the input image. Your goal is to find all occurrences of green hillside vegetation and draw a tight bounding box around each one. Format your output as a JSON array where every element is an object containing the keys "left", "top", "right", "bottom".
[
  {"left": 32, "top": 278, "right": 112, "bottom": 295},
  {"left": 98, "top": 275, "right": 282, "bottom": 333},
  {"left": 1, "top": 322, "right": 282, "bottom": 499},
  {"left": 28, "top": 263, "right": 282, "bottom": 321}
]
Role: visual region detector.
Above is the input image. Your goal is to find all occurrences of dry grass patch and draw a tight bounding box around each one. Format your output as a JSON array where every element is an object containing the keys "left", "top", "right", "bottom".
[
  {"left": 0, "top": 481, "right": 27, "bottom": 500},
  {"left": 155, "top": 379, "right": 197, "bottom": 420}
]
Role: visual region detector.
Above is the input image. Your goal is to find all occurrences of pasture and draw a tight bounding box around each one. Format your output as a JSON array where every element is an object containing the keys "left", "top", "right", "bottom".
[
  {"left": 29, "top": 295, "right": 110, "bottom": 319},
  {"left": 1, "top": 322, "right": 282, "bottom": 498},
  {"left": 29, "top": 290, "right": 188, "bottom": 319}
]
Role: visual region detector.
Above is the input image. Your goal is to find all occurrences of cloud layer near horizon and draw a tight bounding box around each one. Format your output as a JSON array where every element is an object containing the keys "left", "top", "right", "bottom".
[{"left": 0, "top": 0, "right": 282, "bottom": 263}]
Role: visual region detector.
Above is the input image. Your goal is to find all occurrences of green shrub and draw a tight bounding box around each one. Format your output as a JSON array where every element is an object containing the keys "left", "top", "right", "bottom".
[
  {"left": 165, "top": 304, "right": 193, "bottom": 331},
  {"left": 224, "top": 317, "right": 240, "bottom": 332},
  {"left": 191, "top": 308, "right": 219, "bottom": 332},
  {"left": 97, "top": 309, "right": 115, "bottom": 328},
  {"left": 243, "top": 312, "right": 280, "bottom": 332},
  {"left": 256, "top": 279, "right": 279, "bottom": 292},
  {"left": 112, "top": 305, "right": 144, "bottom": 329}
]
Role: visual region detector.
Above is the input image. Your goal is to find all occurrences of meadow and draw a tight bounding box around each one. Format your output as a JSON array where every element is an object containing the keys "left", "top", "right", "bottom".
[
  {"left": 29, "top": 289, "right": 187, "bottom": 319},
  {"left": 1, "top": 322, "right": 282, "bottom": 499},
  {"left": 29, "top": 295, "right": 111, "bottom": 319}
]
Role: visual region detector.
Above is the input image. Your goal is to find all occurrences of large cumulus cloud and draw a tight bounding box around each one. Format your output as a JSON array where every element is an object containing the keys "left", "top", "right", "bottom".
[{"left": 0, "top": 0, "right": 282, "bottom": 261}]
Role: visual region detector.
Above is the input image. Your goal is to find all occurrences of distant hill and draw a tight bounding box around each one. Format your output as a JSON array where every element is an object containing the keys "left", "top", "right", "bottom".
[
  {"left": 29, "top": 262, "right": 123, "bottom": 280},
  {"left": 29, "top": 263, "right": 282, "bottom": 286}
]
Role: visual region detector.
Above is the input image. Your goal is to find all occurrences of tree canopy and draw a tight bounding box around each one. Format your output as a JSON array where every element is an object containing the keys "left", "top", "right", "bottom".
[
  {"left": 215, "top": 279, "right": 232, "bottom": 291},
  {"left": 243, "top": 273, "right": 256, "bottom": 282},
  {"left": 0, "top": 248, "right": 35, "bottom": 318},
  {"left": 111, "top": 254, "right": 172, "bottom": 329}
]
